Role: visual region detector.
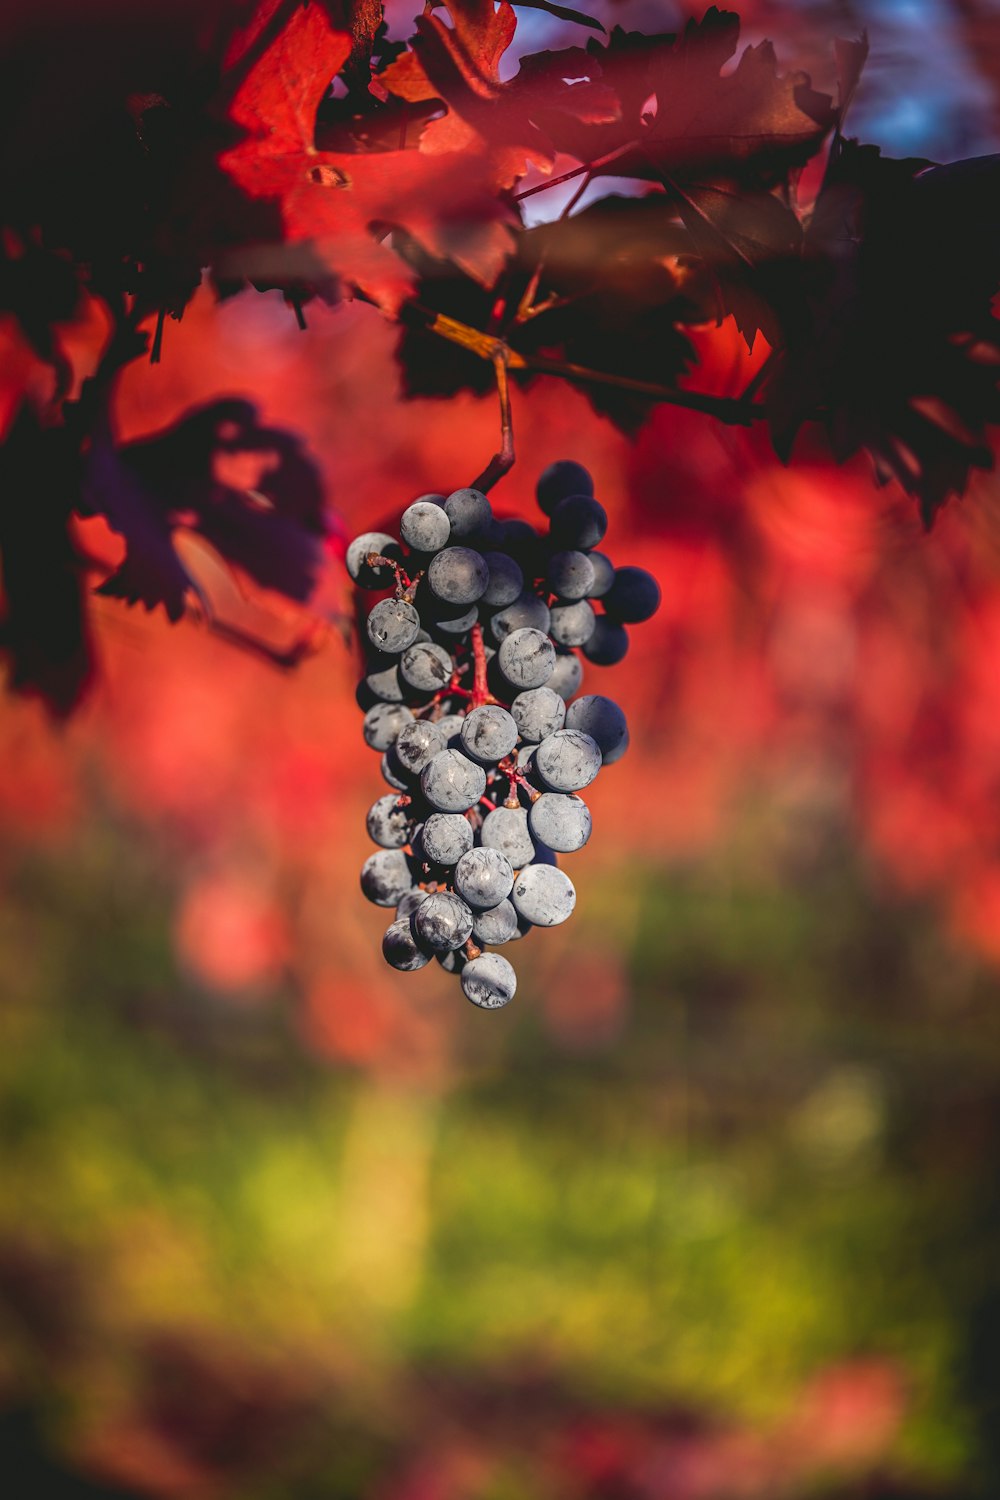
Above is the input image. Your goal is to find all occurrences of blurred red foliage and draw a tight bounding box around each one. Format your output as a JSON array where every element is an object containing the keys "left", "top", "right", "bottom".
[{"left": 1, "top": 248, "right": 1000, "bottom": 1045}]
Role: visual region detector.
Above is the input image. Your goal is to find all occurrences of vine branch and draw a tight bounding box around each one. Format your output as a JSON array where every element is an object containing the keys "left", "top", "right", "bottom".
[
  {"left": 472, "top": 346, "right": 516, "bottom": 492},
  {"left": 407, "top": 306, "right": 765, "bottom": 428}
]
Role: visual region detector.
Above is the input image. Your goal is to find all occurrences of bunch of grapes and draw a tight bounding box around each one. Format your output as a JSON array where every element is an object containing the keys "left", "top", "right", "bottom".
[{"left": 347, "top": 460, "right": 660, "bottom": 1010}]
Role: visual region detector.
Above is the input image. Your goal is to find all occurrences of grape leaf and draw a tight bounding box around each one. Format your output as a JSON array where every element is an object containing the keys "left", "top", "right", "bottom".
[
  {"left": 380, "top": 0, "right": 619, "bottom": 191},
  {"left": 396, "top": 194, "right": 697, "bottom": 429},
  {"left": 87, "top": 399, "right": 329, "bottom": 620},
  {"left": 538, "top": 9, "right": 833, "bottom": 186},
  {"left": 522, "top": 9, "right": 829, "bottom": 351},
  {"left": 761, "top": 144, "right": 1000, "bottom": 523},
  {"left": 0, "top": 409, "right": 93, "bottom": 716},
  {"left": 219, "top": 1, "right": 519, "bottom": 309}
]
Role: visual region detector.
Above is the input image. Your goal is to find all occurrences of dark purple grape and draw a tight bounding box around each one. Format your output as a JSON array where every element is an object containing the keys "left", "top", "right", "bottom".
[
  {"left": 586, "top": 552, "right": 615, "bottom": 598},
  {"left": 549, "top": 600, "right": 596, "bottom": 647},
  {"left": 583, "top": 616, "right": 629, "bottom": 666},
  {"left": 547, "top": 551, "right": 595, "bottom": 600},
  {"left": 549, "top": 495, "right": 607, "bottom": 551},
  {"left": 383, "top": 919, "right": 431, "bottom": 971},
  {"left": 536, "top": 460, "right": 594, "bottom": 516},
  {"left": 443, "top": 487, "right": 492, "bottom": 540},
  {"left": 603, "top": 566, "right": 661, "bottom": 623}
]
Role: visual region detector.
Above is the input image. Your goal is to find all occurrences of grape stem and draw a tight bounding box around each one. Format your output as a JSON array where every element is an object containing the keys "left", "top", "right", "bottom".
[
  {"left": 497, "top": 753, "right": 539, "bottom": 807},
  {"left": 472, "top": 345, "right": 515, "bottom": 493},
  {"left": 464, "top": 937, "right": 483, "bottom": 961},
  {"left": 366, "top": 553, "right": 422, "bottom": 599},
  {"left": 406, "top": 304, "right": 763, "bottom": 426},
  {"left": 468, "top": 621, "right": 508, "bottom": 710}
]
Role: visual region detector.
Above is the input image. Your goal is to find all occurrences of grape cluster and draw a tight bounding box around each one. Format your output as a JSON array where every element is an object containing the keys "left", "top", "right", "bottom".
[{"left": 348, "top": 460, "right": 660, "bottom": 1010}]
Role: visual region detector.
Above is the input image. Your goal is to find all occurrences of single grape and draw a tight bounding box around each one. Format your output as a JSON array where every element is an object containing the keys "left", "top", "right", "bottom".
[
  {"left": 420, "top": 748, "right": 487, "bottom": 812},
  {"left": 499, "top": 518, "right": 540, "bottom": 550},
  {"left": 454, "top": 847, "right": 515, "bottom": 909},
  {"left": 547, "top": 651, "right": 584, "bottom": 700},
  {"left": 472, "top": 899, "right": 518, "bottom": 946},
  {"left": 431, "top": 604, "right": 480, "bottom": 635},
  {"left": 460, "top": 705, "right": 519, "bottom": 764},
  {"left": 603, "top": 727, "right": 630, "bottom": 766},
  {"left": 444, "top": 487, "right": 492, "bottom": 540},
  {"left": 363, "top": 701, "right": 414, "bottom": 751},
  {"left": 421, "top": 811, "right": 475, "bottom": 865},
  {"left": 414, "top": 891, "right": 474, "bottom": 951},
  {"left": 535, "top": 728, "right": 602, "bottom": 792},
  {"left": 549, "top": 600, "right": 596, "bottom": 648},
  {"left": 364, "top": 658, "right": 405, "bottom": 703},
  {"left": 361, "top": 849, "right": 415, "bottom": 907},
  {"left": 528, "top": 793, "right": 592, "bottom": 852},
  {"left": 407, "top": 821, "right": 429, "bottom": 864},
  {"left": 382, "top": 918, "right": 432, "bottom": 971},
  {"left": 347, "top": 531, "right": 403, "bottom": 589},
  {"left": 397, "top": 888, "right": 431, "bottom": 920},
  {"left": 367, "top": 598, "right": 421, "bottom": 653},
  {"left": 462, "top": 953, "right": 517, "bottom": 1008},
  {"left": 565, "top": 694, "right": 628, "bottom": 760},
  {"left": 393, "top": 719, "right": 447, "bottom": 776},
  {"left": 586, "top": 552, "right": 615, "bottom": 598},
  {"left": 434, "top": 713, "right": 467, "bottom": 746},
  {"left": 428, "top": 547, "right": 490, "bottom": 605},
  {"left": 519, "top": 837, "right": 557, "bottom": 867},
  {"left": 582, "top": 616, "right": 629, "bottom": 666},
  {"left": 499, "top": 519, "right": 544, "bottom": 577},
  {"left": 480, "top": 806, "right": 535, "bottom": 868},
  {"left": 400, "top": 500, "right": 451, "bottom": 553},
  {"left": 400, "top": 640, "right": 453, "bottom": 693},
  {"left": 603, "top": 565, "right": 661, "bottom": 623},
  {"left": 498, "top": 627, "right": 556, "bottom": 690},
  {"left": 506, "top": 915, "right": 533, "bottom": 942},
  {"left": 510, "top": 686, "right": 566, "bottom": 743},
  {"left": 536, "top": 460, "right": 594, "bottom": 515},
  {"left": 481, "top": 551, "right": 524, "bottom": 607},
  {"left": 489, "top": 593, "right": 551, "bottom": 643},
  {"left": 381, "top": 752, "right": 409, "bottom": 791},
  {"left": 547, "top": 550, "right": 595, "bottom": 600},
  {"left": 510, "top": 864, "right": 576, "bottom": 926},
  {"left": 367, "top": 793, "right": 414, "bottom": 849},
  {"left": 437, "top": 948, "right": 466, "bottom": 973},
  {"left": 549, "top": 495, "right": 608, "bottom": 551}
]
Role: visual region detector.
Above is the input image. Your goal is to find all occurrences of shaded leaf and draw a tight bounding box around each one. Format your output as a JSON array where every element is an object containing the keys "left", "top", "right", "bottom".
[
  {"left": 397, "top": 194, "right": 699, "bottom": 429},
  {"left": 87, "top": 398, "right": 330, "bottom": 618},
  {"left": 762, "top": 144, "right": 1000, "bottom": 522},
  {"left": 538, "top": 9, "right": 833, "bottom": 187},
  {"left": 0, "top": 409, "right": 93, "bottom": 716}
]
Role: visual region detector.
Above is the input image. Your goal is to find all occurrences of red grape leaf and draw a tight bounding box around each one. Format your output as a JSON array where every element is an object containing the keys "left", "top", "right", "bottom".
[
  {"left": 219, "top": 2, "right": 517, "bottom": 309},
  {"left": 380, "top": 0, "right": 618, "bottom": 190},
  {"left": 540, "top": 9, "right": 833, "bottom": 185}
]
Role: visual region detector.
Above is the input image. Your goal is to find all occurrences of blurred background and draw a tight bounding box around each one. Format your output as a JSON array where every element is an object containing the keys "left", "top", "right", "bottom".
[{"left": 4, "top": 1, "right": 1000, "bottom": 1496}]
